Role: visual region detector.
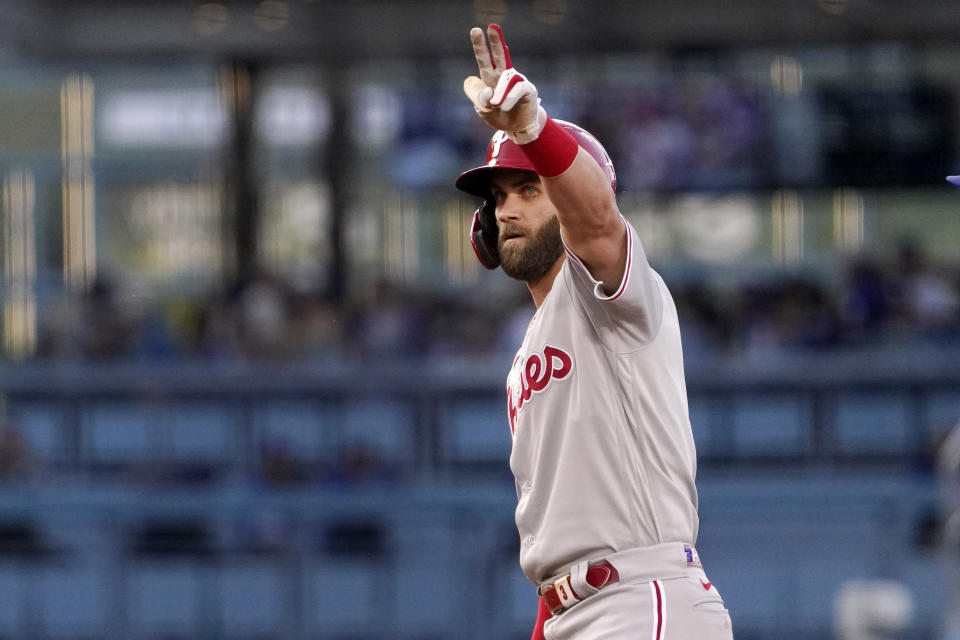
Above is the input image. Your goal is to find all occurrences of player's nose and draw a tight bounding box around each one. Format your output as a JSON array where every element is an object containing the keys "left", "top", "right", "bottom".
[{"left": 495, "top": 194, "right": 523, "bottom": 222}]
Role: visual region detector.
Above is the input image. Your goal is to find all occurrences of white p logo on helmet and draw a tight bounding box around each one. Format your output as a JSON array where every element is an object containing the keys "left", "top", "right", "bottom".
[{"left": 487, "top": 130, "right": 509, "bottom": 165}]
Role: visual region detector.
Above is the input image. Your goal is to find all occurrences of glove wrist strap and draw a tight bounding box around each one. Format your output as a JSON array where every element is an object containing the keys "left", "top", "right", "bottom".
[
  {"left": 505, "top": 104, "right": 546, "bottom": 145},
  {"left": 517, "top": 114, "right": 578, "bottom": 178}
]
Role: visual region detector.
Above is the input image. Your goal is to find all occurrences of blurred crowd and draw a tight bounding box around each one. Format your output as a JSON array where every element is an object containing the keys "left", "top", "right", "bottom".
[
  {"left": 28, "top": 236, "right": 960, "bottom": 366},
  {"left": 32, "top": 270, "right": 525, "bottom": 365},
  {"left": 398, "top": 70, "right": 768, "bottom": 194},
  {"left": 20, "top": 68, "right": 960, "bottom": 366},
  {"left": 677, "top": 237, "right": 960, "bottom": 360}
]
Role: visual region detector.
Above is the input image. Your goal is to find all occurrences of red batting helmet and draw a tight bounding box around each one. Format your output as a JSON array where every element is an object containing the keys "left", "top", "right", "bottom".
[{"left": 455, "top": 120, "right": 617, "bottom": 270}]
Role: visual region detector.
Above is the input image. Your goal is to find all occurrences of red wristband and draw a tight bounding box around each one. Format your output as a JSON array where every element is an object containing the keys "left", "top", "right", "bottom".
[{"left": 519, "top": 117, "right": 579, "bottom": 178}]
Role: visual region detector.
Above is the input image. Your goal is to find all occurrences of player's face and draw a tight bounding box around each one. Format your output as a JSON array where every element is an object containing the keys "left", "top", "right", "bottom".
[{"left": 490, "top": 169, "right": 563, "bottom": 283}]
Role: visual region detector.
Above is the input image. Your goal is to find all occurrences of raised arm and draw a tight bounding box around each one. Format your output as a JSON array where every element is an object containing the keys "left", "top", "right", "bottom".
[
  {"left": 542, "top": 149, "right": 626, "bottom": 293},
  {"left": 463, "top": 24, "right": 627, "bottom": 293}
]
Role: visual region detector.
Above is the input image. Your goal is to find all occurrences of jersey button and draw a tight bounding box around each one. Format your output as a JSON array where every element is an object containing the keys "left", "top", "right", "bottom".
[
  {"left": 521, "top": 481, "right": 532, "bottom": 494},
  {"left": 524, "top": 535, "right": 536, "bottom": 546}
]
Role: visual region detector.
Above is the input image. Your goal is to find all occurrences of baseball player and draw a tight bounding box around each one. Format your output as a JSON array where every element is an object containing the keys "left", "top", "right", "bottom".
[{"left": 455, "top": 25, "right": 733, "bottom": 639}]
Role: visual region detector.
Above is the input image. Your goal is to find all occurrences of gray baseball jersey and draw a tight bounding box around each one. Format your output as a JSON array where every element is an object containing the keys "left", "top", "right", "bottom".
[{"left": 505, "top": 218, "right": 699, "bottom": 585}]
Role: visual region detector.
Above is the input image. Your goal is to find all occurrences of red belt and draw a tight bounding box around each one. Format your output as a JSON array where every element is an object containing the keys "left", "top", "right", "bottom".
[{"left": 539, "top": 560, "right": 619, "bottom": 616}]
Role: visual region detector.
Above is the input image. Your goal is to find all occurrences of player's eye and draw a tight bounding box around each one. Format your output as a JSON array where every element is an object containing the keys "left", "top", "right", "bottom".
[{"left": 524, "top": 185, "right": 538, "bottom": 196}]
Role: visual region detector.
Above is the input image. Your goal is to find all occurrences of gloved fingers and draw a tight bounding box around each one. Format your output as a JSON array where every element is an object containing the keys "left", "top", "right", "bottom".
[
  {"left": 489, "top": 68, "right": 534, "bottom": 111},
  {"left": 463, "top": 75, "right": 494, "bottom": 112},
  {"left": 487, "top": 23, "right": 512, "bottom": 70},
  {"left": 470, "top": 27, "right": 499, "bottom": 86}
]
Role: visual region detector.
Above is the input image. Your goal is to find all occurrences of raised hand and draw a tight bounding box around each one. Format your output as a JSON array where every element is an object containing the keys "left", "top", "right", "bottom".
[{"left": 463, "top": 24, "right": 545, "bottom": 144}]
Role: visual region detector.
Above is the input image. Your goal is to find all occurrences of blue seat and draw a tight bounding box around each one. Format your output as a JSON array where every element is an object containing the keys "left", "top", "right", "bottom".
[
  {"left": 167, "top": 402, "right": 237, "bottom": 468},
  {"left": 688, "top": 394, "right": 720, "bottom": 456},
  {"left": 494, "top": 558, "right": 539, "bottom": 637},
  {"left": 7, "top": 401, "right": 65, "bottom": 469},
  {"left": 834, "top": 392, "right": 910, "bottom": 455},
  {"left": 219, "top": 561, "right": 289, "bottom": 636},
  {"left": 0, "top": 562, "right": 24, "bottom": 635},
  {"left": 39, "top": 561, "right": 110, "bottom": 638},
  {"left": 307, "top": 557, "right": 383, "bottom": 633},
  {"left": 85, "top": 402, "right": 155, "bottom": 467},
  {"left": 342, "top": 399, "right": 416, "bottom": 469},
  {"left": 255, "top": 399, "right": 340, "bottom": 465},
  {"left": 732, "top": 393, "right": 810, "bottom": 456},
  {"left": 927, "top": 392, "right": 960, "bottom": 433},
  {"left": 894, "top": 552, "right": 949, "bottom": 620},
  {"left": 445, "top": 397, "right": 510, "bottom": 465},
  {"left": 390, "top": 518, "right": 466, "bottom": 634},
  {"left": 127, "top": 560, "right": 205, "bottom": 636}
]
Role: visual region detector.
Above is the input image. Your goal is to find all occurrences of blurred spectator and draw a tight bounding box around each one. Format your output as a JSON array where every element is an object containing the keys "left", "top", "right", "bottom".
[
  {"left": 236, "top": 506, "right": 293, "bottom": 553},
  {"left": 234, "top": 269, "right": 296, "bottom": 359},
  {"left": 193, "top": 296, "right": 246, "bottom": 362},
  {"left": 37, "top": 273, "right": 140, "bottom": 361},
  {"left": 686, "top": 75, "right": 764, "bottom": 189},
  {"left": 421, "top": 291, "right": 503, "bottom": 358},
  {"left": 578, "top": 74, "right": 764, "bottom": 193},
  {"left": 286, "top": 293, "right": 344, "bottom": 361},
  {"left": 890, "top": 237, "right": 959, "bottom": 340},
  {"left": 327, "top": 442, "right": 395, "bottom": 486},
  {"left": 260, "top": 436, "right": 307, "bottom": 487},
  {"left": 82, "top": 275, "right": 141, "bottom": 359},
  {"left": 841, "top": 255, "right": 890, "bottom": 344},
  {"left": 621, "top": 94, "right": 696, "bottom": 191},
  {"left": 133, "top": 520, "right": 213, "bottom": 557},
  {"left": 673, "top": 283, "right": 737, "bottom": 359},
  {"left": 833, "top": 580, "right": 914, "bottom": 640},
  {"left": 324, "top": 517, "right": 385, "bottom": 557},
  {"left": 0, "top": 413, "right": 29, "bottom": 481},
  {"left": 344, "top": 280, "right": 428, "bottom": 359},
  {"left": 775, "top": 279, "right": 841, "bottom": 349}
]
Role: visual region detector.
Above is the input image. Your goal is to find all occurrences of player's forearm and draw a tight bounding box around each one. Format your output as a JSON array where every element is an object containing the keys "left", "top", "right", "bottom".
[
  {"left": 535, "top": 144, "right": 628, "bottom": 290},
  {"left": 542, "top": 148, "right": 621, "bottom": 239}
]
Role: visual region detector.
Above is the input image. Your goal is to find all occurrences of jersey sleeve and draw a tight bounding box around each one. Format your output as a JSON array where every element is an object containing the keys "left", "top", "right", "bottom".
[{"left": 561, "top": 216, "right": 665, "bottom": 352}]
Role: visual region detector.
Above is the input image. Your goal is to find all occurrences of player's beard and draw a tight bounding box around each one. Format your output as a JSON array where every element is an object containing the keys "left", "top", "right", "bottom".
[{"left": 498, "top": 215, "right": 563, "bottom": 283}]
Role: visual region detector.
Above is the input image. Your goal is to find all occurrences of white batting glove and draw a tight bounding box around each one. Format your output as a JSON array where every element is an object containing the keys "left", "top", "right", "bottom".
[{"left": 463, "top": 24, "right": 547, "bottom": 145}]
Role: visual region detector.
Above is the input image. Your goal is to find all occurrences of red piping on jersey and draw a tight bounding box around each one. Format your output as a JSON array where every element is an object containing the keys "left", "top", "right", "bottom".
[
  {"left": 653, "top": 580, "right": 664, "bottom": 640},
  {"left": 561, "top": 214, "right": 632, "bottom": 301},
  {"left": 605, "top": 214, "right": 633, "bottom": 301}
]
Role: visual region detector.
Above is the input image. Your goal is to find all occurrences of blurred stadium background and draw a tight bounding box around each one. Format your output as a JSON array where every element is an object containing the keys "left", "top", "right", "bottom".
[{"left": 0, "top": 0, "right": 958, "bottom": 638}]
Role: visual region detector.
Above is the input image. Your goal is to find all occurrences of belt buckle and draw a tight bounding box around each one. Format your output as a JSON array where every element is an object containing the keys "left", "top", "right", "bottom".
[
  {"left": 540, "top": 559, "right": 621, "bottom": 616},
  {"left": 543, "top": 573, "right": 580, "bottom": 616}
]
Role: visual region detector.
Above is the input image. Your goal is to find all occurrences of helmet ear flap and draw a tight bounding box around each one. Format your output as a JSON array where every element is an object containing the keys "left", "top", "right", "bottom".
[{"left": 470, "top": 202, "right": 500, "bottom": 270}]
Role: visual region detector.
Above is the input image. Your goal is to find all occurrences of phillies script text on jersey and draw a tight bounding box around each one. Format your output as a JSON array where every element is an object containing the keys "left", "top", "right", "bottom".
[{"left": 507, "top": 344, "right": 573, "bottom": 434}]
